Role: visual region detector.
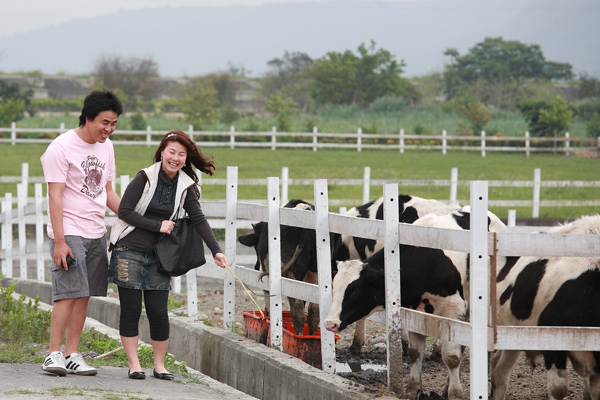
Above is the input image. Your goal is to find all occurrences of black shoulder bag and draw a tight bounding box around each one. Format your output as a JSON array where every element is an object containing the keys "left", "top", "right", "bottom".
[{"left": 154, "top": 215, "right": 206, "bottom": 277}]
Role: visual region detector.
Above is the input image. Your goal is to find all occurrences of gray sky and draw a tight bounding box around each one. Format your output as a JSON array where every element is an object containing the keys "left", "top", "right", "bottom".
[
  {"left": 2, "top": 0, "right": 598, "bottom": 78},
  {"left": 0, "top": 0, "right": 322, "bottom": 38}
]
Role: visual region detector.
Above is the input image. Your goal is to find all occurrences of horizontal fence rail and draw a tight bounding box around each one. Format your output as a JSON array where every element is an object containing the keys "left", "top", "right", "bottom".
[
  {"left": 2, "top": 123, "right": 599, "bottom": 157},
  {"left": 2, "top": 168, "right": 600, "bottom": 400},
  {"left": 3, "top": 163, "right": 600, "bottom": 218}
]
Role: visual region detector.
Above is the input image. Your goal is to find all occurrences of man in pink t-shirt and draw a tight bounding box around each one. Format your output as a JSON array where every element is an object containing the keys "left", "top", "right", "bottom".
[{"left": 40, "top": 90, "right": 123, "bottom": 377}]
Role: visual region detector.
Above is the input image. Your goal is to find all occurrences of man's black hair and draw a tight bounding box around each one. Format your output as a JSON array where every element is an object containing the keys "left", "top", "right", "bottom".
[{"left": 79, "top": 90, "right": 123, "bottom": 127}]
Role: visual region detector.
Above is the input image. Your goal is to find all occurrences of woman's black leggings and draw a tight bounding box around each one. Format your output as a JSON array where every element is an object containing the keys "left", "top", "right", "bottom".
[{"left": 118, "top": 286, "right": 170, "bottom": 341}]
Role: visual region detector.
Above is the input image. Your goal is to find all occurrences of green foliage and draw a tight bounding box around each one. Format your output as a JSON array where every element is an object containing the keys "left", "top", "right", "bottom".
[
  {"left": 0, "top": 80, "right": 33, "bottom": 125},
  {"left": 577, "top": 73, "right": 600, "bottom": 100},
  {"left": 367, "top": 95, "right": 408, "bottom": 114},
  {"left": 266, "top": 90, "right": 299, "bottom": 132},
  {"left": 306, "top": 40, "right": 417, "bottom": 107},
  {"left": 586, "top": 112, "right": 600, "bottom": 138},
  {"left": 129, "top": 111, "right": 147, "bottom": 131},
  {"left": 0, "top": 99, "right": 25, "bottom": 126},
  {"left": 454, "top": 99, "right": 493, "bottom": 133},
  {"left": 220, "top": 106, "right": 240, "bottom": 125},
  {"left": 0, "top": 284, "right": 51, "bottom": 344},
  {"left": 518, "top": 96, "right": 573, "bottom": 137},
  {"left": 262, "top": 51, "right": 314, "bottom": 111},
  {"left": 443, "top": 37, "right": 573, "bottom": 107},
  {"left": 179, "top": 82, "right": 221, "bottom": 130}
]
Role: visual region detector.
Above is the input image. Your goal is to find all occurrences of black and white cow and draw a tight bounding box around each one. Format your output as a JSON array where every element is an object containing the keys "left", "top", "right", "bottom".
[
  {"left": 325, "top": 208, "right": 509, "bottom": 400},
  {"left": 492, "top": 215, "right": 600, "bottom": 400},
  {"left": 238, "top": 199, "right": 320, "bottom": 337},
  {"left": 331, "top": 195, "right": 462, "bottom": 353}
]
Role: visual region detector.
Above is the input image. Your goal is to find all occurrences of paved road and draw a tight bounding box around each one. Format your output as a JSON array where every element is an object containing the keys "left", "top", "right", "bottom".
[{"left": 0, "top": 362, "right": 257, "bottom": 400}]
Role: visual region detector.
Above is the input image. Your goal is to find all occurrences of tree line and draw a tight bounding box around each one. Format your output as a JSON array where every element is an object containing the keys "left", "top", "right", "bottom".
[{"left": 1, "top": 37, "right": 600, "bottom": 138}]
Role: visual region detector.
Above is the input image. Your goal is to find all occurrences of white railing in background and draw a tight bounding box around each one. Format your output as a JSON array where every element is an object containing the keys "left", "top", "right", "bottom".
[
  {"left": 2, "top": 167, "right": 600, "bottom": 399},
  {"left": 2, "top": 123, "right": 599, "bottom": 157},
  {"left": 3, "top": 163, "right": 600, "bottom": 218}
]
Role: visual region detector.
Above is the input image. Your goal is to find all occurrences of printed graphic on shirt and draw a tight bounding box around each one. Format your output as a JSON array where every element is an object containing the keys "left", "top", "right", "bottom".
[{"left": 81, "top": 155, "right": 106, "bottom": 199}]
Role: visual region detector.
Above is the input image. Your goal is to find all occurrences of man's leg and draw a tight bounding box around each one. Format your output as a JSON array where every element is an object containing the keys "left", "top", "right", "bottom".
[
  {"left": 49, "top": 298, "right": 77, "bottom": 353},
  {"left": 64, "top": 296, "right": 90, "bottom": 356}
]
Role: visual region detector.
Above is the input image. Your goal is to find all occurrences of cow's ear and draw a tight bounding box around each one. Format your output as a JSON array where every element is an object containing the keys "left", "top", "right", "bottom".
[{"left": 238, "top": 233, "right": 257, "bottom": 246}]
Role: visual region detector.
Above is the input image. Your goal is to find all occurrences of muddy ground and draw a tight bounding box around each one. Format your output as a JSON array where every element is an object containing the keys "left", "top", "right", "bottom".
[{"left": 188, "top": 280, "right": 586, "bottom": 399}]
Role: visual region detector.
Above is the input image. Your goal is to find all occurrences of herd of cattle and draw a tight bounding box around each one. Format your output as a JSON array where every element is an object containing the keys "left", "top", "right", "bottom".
[{"left": 237, "top": 195, "right": 600, "bottom": 400}]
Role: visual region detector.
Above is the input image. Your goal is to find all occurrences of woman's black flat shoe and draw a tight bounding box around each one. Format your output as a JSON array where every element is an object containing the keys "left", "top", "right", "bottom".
[
  {"left": 153, "top": 369, "right": 174, "bottom": 380},
  {"left": 128, "top": 370, "right": 146, "bottom": 380}
]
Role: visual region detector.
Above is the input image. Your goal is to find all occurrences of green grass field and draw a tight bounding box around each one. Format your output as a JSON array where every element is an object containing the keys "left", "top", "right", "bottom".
[{"left": 1, "top": 142, "right": 598, "bottom": 219}]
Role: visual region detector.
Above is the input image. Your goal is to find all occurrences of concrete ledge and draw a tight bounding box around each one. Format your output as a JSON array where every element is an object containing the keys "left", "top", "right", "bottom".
[{"left": 1, "top": 278, "right": 375, "bottom": 400}]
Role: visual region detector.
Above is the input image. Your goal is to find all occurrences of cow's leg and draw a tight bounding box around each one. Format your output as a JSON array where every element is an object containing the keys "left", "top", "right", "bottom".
[
  {"left": 287, "top": 297, "right": 306, "bottom": 335},
  {"left": 546, "top": 364, "right": 569, "bottom": 400},
  {"left": 405, "top": 331, "right": 426, "bottom": 400},
  {"left": 350, "top": 318, "right": 366, "bottom": 353},
  {"left": 491, "top": 350, "right": 521, "bottom": 400},
  {"left": 306, "top": 302, "right": 319, "bottom": 336},
  {"left": 584, "top": 371, "right": 600, "bottom": 400},
  {"left": 441, "top": 340, "right": 464, "bottom": 400},
  {"left": 263, "top": 290, "right": 270, "bottom": 316},
  {"left": 303, "top": 271, "right": 319, "bottom": 336}
]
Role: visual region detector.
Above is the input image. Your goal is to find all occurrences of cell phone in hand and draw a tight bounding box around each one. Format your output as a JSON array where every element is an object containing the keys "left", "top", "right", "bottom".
[{"left": 64, "top": 255, "right": 76, "bottom": 269}]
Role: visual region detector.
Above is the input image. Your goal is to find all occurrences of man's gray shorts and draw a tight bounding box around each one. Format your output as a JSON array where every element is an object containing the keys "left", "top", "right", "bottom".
[{"left": 50, "top": 235, "right": 109, "bottom": 302}]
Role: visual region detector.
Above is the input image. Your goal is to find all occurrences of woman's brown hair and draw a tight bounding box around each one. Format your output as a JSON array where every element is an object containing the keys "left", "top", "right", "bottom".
[{"left": 153, "top": 130, "right": 216, "bottom": 184}]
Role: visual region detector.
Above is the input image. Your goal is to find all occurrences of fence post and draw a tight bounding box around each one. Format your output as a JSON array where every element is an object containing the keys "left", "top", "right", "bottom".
[
  {"left": 3, "top": 193, "right": 13, "bottom": 277},
  {"left": 470, "top": 180, "right": 489, "bottom": 400},
  {"left": 357, "top": 127, "right": 362, "bottom": 152},
  {"left": 362, "top": 167, "right": 371, "bottom": 204},
  {"left": 399, "top": 129, "right": 405, "bottom": 153},
  {"left": 507, "top": 209, "right": 516, "bottom": 227},
  {"left": 525, "top": 131, "right": 530, "bottom": 158},
  {"left": 481, "top": 130, "right": 486, "bottom": 157},
  {"left": 223, "top": 166, "right": 239, "bottom": 327},
  {"left": 450, "top": 167, "right": 458, "bottom": 203},
  {"left": 312, "top": 126, "right": 318, "bottom": 152},
  {"left": 60, "top": 122, "right": 65, "bottom": 132},
  {"left": 35, "top": 183, "right": 45, "bottom": 281},
  {"left": 314, "top": 179, "right": 336, "bottom": 373},
  {"left": 119, "top": 175, "right": 130, "bottom": 198},
  {"left": 442, "top": 130, "right": 447, "bottom": 155},
  {"left": 21, "top": 162, "right": 29, "bottom": 200},
  {"left": 11, "top": 121, "right": 16, "bottom": 146},
  {"left": 267, "top": 177, "right": 283, "bottom": 350},
  {"left": 146, "top": 126, "right": 152, "bottom": 147},
  {"left": 17, "top": 183, "right": 27, "bottom": 279},
  {"left": 230, "top": 126, "right": 235, "bottom": 150},
  {"left": 271, "top": 126, "right": 277, "bottom": 151},
  {"left": 532, "top": 168, "right": 541, "bottom": 218},
  {"left": 281, "top": 167, "right": 289, "bottom": 205},
  {"left": 383, "top": 183, "right": 403, "bottom": 392},
  {"left": 565, "top": 132, "right": 570, "bottom": 157}
]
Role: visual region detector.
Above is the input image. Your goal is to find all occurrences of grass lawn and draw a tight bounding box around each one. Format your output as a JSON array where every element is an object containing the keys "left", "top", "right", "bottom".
[{"left": 1, "top": 143, "right": 598, "bottom": 219}]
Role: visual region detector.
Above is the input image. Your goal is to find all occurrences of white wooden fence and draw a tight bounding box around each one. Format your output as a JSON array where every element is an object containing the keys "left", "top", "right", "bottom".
[
  {"left": 2, "top": 167, "right": 600, "bottom": 399},
  {"left": 2, "top": 123, "right": 599, "bottom": 157},
  {"left": 3, "top": 163, "right": 600, "bottom": 218}
]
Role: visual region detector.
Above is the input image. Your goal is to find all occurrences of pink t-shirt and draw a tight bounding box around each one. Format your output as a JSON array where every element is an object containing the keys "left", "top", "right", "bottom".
[{"left": 41, "top": 129, "right": 115, "bottom": 239}]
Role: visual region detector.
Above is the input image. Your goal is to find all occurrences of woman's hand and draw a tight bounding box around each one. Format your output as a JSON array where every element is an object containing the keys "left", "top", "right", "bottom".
[
  {"left": 160, "top": 220, "right": 175, "bottom": 234},
  {"left": 214, "top": 253, "right": 228, "bottom": 268}
]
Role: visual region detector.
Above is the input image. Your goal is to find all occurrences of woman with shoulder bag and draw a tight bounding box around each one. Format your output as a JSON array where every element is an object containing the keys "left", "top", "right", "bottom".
[{"left": 108, "top": 130, "right": 227, "bottom": 380}]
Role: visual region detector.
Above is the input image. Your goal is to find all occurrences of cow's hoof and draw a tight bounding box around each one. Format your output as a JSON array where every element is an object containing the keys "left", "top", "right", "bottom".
[{"left": 349, "top": 344, "right": 363, "bottom": 354}]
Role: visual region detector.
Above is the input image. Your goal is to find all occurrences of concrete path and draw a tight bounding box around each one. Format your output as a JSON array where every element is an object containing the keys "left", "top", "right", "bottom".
[{"left": 0, "top": 362, "right": 257, "bottom": 400}]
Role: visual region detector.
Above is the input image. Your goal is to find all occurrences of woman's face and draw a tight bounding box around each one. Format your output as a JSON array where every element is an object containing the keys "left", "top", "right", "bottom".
[{"left": 161, "top": 141, "right": 187, "bottom": 178}]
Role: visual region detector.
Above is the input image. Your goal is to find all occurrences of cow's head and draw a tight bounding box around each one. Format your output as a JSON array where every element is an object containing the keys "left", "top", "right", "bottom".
[
  {"left": 238, "top": 222, "right": 267, "bottom": 271},
  {"left": 324, "top": 259, "right": 385, "bottom": 333}
]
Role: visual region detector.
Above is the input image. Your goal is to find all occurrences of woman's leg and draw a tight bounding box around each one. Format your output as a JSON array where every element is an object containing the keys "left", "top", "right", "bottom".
[
  {"left": 144, "top": 290, "right": 171, "bottom": 373},
  {"left": 117, "top": 286, "right": 143, "bottom": 372}
]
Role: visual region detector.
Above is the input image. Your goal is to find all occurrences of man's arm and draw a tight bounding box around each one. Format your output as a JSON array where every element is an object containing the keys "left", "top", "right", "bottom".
[
  {"left": 105, "top": 181, "right": 120, "bottom": 214},
  {"left": 47, "top": 182, "right": 73, "bottom": 269}
]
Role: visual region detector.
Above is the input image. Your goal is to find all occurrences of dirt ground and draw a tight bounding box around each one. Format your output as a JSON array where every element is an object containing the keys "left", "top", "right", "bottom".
[{"left": 187, "top": 282, "right": 587, "bottom": 399}]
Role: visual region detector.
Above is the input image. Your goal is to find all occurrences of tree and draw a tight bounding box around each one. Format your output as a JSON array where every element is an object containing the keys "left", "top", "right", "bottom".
[
  {"left": 262, "top": 51, "right": 313, "bottom": 111},
  {"left": 518, "top": 96, "right": 573, "bottom": 137},
  {"left": 577, "top": 73, "right": 600, "bottom": 100},
  {"left": 305, "top": 41, "right": 417, "bottom": 107},
  {"left": 266, "top": 90, "right": 298, "bottom": 132},
  {"left": 0, "top": 81, "right": 33, "bottom": 126},
  {"left": 193, "top": 73, "right": 238, "bottom": 108},
  {"left": 93, "top": 54, "right": 160, "bottom": 103},
  {"left": 443, "top": 37, "right": 573, "bottom": 106},
  {"left": 179, "top": 82, "right": 220, "bottom": 130},
  {"left": 587, "top": 113, "right": 600, "bottom": 138},
  {"left": 454, "top": 98, "right": 493, "bottom": 133}
]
